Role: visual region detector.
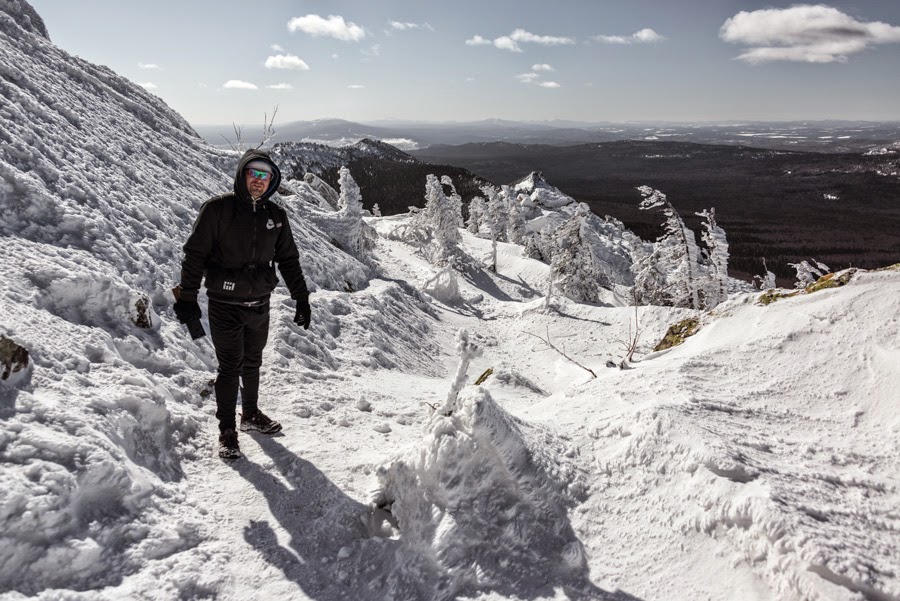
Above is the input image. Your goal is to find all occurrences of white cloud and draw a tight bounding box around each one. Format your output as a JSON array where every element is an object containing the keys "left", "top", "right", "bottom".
[
  {"left": 138, "top": 82, "right": 157, "bottom": 89},
  {"left": 267, "top": 83, "right": 294, "bottom": 90},
  {"left": 138, "top": 63, "right": 162, "bottom": 70},
  {"left": 532, "top": 63, "right": 555, "bottom": 72},
  {"left": 264, "top": 54, "right": 310, "bottom": 70},
  {"left": 467, "top": 30, "right": 575, "bottom": 52},
  {"left": 493, "top": 36, "right": 522, "bottom": 52},
  {"left": 515, "top": 73, "right": 540, "bottom": 83},
  {"left": 595, "top": 28, "right": 665, "bottom": 44},
  {"left": 390, "top": 21, "right": 433, "bottom": 31},
  {"left": 720, "top": 5, "right": 900, "bottom": 64},
  {"left": 223, "top": 80, "right": 258, "bottom": 90},
  {"left": 332, "top": 53, "right": 340, "bottom": 59},
  {"left": 539, "top": 81, "right": 561, "bottom": 88},
  {"left": 270, "top": 44, "right": 285, "bottom": 52},
  {"left": 633, "top": 28, "right": 665, "bottom": 43},
  {"left": 509, "top": 29, "right": 575, "bottom": 46},
  {"left": 288, "top": 14, "right": 365, "bottom": 42},
  {"left": 362, "top": 44, "right": 381, "bottom": 58},
  {"left": 348, "top": 84, "right": 365, "bottom": 89}
]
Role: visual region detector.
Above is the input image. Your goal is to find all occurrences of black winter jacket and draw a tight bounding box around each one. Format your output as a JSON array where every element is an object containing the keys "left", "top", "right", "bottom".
[{"left": 178, "top": 150, "right": 308, "bottom": 304}]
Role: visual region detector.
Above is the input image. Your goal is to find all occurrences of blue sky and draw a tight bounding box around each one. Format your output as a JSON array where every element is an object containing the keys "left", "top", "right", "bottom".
[{"left": 28, "top": 0, "right": 900, "bottom": 126}]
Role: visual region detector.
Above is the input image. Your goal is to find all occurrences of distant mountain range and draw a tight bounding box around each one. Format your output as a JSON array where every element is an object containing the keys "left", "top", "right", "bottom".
[{"left": 193, "top": 117, "right": 900, "bottom": 154}]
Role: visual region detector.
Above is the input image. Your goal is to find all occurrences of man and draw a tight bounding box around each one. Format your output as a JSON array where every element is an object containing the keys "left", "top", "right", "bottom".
[{"left": 174, "top": 149, "right": 312, "bottom": 459}]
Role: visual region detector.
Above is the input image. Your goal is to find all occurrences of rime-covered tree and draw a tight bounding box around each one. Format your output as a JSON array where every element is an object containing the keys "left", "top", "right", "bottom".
[
  {"left": 789, "top": 259, "right": 830, "bottom": 288},
  {"left": 638, "top": 186, "right": 701, "bottom": 310},
  {"left": 482, "top": 185, "right": 509, "bottom": 244},
  {"left": 753, "top": 258, "right": 777, "bottom": 290},
  {"left": 549, "top": 204, "right": 599, "bottom": 303},
  {"left": 505, "top": 188, "right": 527, "bottom": 245},
  {"left": 466, "top": 195, "right": 486, "bottom": 235},
  {"left": 337, "top": 166, "right": 368, "bottom": 258},
  {"left": 441, "top": 175, "right": 464, "bottom": 228},
  {"left": 419, "top": 174, "right": 462, "bottom": 265},
  {"left": 696, "top": 208, "right": 729, "bottom": 308}
]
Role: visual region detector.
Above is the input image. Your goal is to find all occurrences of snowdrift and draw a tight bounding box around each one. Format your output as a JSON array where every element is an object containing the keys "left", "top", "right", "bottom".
[{"left": 348, "top": 385, "right": 596, "bottom": 600}]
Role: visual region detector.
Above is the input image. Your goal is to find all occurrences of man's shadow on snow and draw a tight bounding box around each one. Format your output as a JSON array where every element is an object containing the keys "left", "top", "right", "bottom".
[{"left": 230, "top": 435, "right": 371, "bottom": 601}]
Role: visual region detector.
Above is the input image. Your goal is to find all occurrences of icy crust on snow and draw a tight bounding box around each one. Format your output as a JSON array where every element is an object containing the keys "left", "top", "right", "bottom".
[
  {"left": 360, "top": 387, "right": 593, "bottom": 600},
  {"left": 579, "top": 271, "right": 900, "bottom": 601}
]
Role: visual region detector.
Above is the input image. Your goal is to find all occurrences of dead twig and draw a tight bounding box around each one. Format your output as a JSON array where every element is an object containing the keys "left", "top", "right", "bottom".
[
  {"left": 616, "top": 305, "right": 643, "bottom": 369},
  {"left": 525, "top": 327, "right": 596, "bottom": 379},
  {"left": 256, "top": 104, "right": 279, "bottom": 149}
]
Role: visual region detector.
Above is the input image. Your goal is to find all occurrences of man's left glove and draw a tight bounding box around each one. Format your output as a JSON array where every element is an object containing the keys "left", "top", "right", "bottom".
[
  {"left": 173, "top": 300, "right": 201, "bottom": 324},
  {"left": 294, "top": 297, "right": 311, "bottom": 330}
]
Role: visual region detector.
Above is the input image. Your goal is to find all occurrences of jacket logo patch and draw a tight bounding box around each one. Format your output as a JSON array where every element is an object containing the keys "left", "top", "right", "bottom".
[
  {"left": 266, "top": 219, "right": 275, "bottom": 230},
  {"left": 223, "top": 281, "right": 235, "bottom": 291}
]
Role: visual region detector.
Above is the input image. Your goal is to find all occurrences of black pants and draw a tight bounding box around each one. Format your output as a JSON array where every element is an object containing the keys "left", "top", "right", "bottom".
[{"left": 208, "top": 300, "right": 270, "bottom": 432}]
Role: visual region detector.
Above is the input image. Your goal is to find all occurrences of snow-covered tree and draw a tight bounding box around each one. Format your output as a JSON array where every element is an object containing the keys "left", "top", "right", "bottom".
[
  {"left": 337, "top": 166, "right": 369, "bottom": 259},
  {"left": 638, "top": 186, "right": 701, "bottom": 310},
  {"left": 419, "top": 174, "right": 462, "bottom": 266},
  {"left": 789, "top": 259, "right": 830, "bottom": 288},
  {"left": 483, "top": 185, "right": 509, "bottom": 244},
  {"left": 441, "top": 175, "right": 464, "bottom": 228},
  {"left": 696, "top": 208, "right": 729, "bottom": 308},
  {"left": 549, "top": 204, "right": 599, "bottom": 304},
  {"left": 753, "top": 258, "right": 777, "bottom": 290},
  {"left": 466, "top": 195, "right": 486, "bottom": 235},
  {"left": 371, "top": 203, "right": 382, "bottom": 217},
  {"left": 505, "top": 188, "right": 527, "bottom": 245}
]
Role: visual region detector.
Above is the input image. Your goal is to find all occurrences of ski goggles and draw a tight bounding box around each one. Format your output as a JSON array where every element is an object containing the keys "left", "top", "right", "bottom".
[{"left": 245, "top": 168, "right": 273, "bottom": 181}]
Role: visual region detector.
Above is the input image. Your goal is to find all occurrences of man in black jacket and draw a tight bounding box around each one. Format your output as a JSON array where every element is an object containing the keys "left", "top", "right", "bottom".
[{"left": 174, "top": 149, "right": 311, "bottom": 459}]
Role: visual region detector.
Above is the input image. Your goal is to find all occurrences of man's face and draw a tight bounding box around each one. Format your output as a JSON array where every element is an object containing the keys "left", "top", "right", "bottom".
[{"left": 245, "top": 168, "right": 272, "bottom": 199}]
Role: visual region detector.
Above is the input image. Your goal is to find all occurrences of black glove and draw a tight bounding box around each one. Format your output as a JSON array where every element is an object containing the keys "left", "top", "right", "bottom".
[
  {"left": 173, "top": 299, "right": 201, "bottom": 324},
  {"left": 294, "top": 298, "right": 311, "bottom": 330}
]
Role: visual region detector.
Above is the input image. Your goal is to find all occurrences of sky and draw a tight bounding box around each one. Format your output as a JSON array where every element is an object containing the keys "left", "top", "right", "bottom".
[{"left": 27, "top": 0, "right": 900, "bottom": 126}]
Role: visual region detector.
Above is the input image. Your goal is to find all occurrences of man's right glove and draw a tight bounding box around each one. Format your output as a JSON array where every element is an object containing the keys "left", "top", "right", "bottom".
[
  {"left": 173, "top": 299, "right": 201, "bottom": 324},
  {"left": 294, "top": 297, "right": 311, "bottom": 330}
]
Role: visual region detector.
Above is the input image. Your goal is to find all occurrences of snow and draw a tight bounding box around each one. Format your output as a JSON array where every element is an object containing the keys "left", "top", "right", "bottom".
[{"left": 2, "top": 3, "right": 900, "bottom": 600}]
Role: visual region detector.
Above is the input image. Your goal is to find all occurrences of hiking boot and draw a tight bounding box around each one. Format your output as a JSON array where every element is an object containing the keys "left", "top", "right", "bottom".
[
  {"left": 218, "top": 429, "right": 241, "bottom": 459},
  {"left": 240, "top": 410, "right": 282, "bottom": 434}
]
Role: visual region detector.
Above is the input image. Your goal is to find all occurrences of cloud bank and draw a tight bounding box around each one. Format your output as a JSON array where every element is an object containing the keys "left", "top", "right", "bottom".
[
  {"left": 288, "top": 14, "right": 366, "bottom": 42},
  {"left": 595, "top": 28, "right": 664, "bottom": 44},
  {"left": 720, "top": 5, "right": 900, "bottom": 64},
  {"left": 467, "top": 29, "right": 575, "bottom": 52},
  {"left": 264, "top": 54, "right": 310, "bottom": 70}
]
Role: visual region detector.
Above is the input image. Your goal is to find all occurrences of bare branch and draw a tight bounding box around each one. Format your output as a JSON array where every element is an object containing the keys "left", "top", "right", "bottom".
[
  {"left": 219, "top": 134, "right": 238, "bottom": 152},
  {"left": 615, "top": 305, "right": 643, "bottom": 369},
  {"left": 256, "top": 104, "right": 279, "bottom": 150},
  {"left": 231, "top": 122, "right": 245, "bottom": 153},
  {"left": 524, "top": 327, "right": 596, "bottom": 379}
]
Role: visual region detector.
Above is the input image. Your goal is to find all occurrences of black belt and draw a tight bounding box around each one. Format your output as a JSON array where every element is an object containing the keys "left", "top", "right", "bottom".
[{"left": 209, "top": 296, "right": 269, "bottom": 308}]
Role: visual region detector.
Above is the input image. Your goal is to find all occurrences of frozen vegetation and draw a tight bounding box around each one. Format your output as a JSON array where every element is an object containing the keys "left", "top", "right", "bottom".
[{"left": 1, "top": 2, "right": 899, "bottom": 600}]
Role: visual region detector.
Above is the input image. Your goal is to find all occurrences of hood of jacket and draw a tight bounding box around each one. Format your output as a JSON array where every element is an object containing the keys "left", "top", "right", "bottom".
[{"left": 233, "top": 149, "right": 282, "bottom": 202}]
